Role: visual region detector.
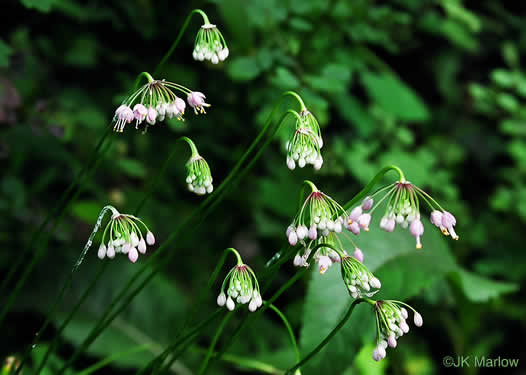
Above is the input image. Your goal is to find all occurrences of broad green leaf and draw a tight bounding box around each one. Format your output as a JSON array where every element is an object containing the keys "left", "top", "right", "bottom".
[
  {"left": 452, "top": 268, "right": 518, "bottom": 302},
  {"left": 227, "top": 56, "right": 261, "bottom": 81},
  {"left": 116, "top": 158, "right": 147, "bottom": 179},
  {"left": 71, "top": 200, "right": 103, "bottom": 223},
  {"left": 300, "top": 218, "right": 456, "bottom": 374},
  {"left": 361, "top": 73, "right": 430, "bottom": 121}
]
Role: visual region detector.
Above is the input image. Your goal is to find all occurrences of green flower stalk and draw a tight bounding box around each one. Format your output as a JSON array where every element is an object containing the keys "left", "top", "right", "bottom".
[
  {"left": 193, "top": 23, "right": 229, "bottom": 64},
  {"left": 216, "top": 249, "right": 263, "bottom": 312},
  {"left": 113, "top": 72, "right": 210, "bottom": 133},
  {"left": 286, "top": 110, "right": 323, "bottom": 170},
  {"left": 372, "top": 300, "right": 423, "bottom": 361}
]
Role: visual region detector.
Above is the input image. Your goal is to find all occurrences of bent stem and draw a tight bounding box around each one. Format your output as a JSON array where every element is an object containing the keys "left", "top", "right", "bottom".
[
  {"left": 199, "top": 312, "right": 234, "bottom": 374},
  {"left": 284, "top": 298, "right": 374, "bottom": 374},
  {"left": 267, "top": 303, "right": 301, "bottom": 366},
  {"left": 343, "top": 165, "right": 405, "bottom": 210},
  {"left": 154, "top": 8, "right": 209, "bottom": 76}
]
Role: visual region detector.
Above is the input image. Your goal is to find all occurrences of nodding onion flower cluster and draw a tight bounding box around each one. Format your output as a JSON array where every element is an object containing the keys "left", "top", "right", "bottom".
[
  {"left": 293, "top": 233, "right": 343, "bottom": 271},
  {"left": 193, "top": 23, "right": 229, "bottom": 64},
  {"left": 186, "top": 155, "right": 213, "bottom": 195},
  {"left": 286, "top": 183, "right": 348, "bottom": 246},
  {"left": 97, "top": 207, "right": 155, "bottom": 263},
  {"left": 341, "top": 255, "right": 381, "bottom": 299},
  {"left": 349, "top": 181, "right": 459, "bottom": 249},
  {"left": 113, "top": 76, "right": 210, "bottom": 133},
  {"left": 372, "top": 300, "right": 423, "bottom": 361},
  {"left": 217, "top": 252, "right": 263, "bottom": 312},
  {"left": 286, "top": 110, "right": 324, "bottom": 171}
]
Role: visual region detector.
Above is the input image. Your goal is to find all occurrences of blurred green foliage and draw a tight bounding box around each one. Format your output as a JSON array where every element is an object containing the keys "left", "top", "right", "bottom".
[{"left": 1, "top": 0, "right": 525, "bottom": 374}]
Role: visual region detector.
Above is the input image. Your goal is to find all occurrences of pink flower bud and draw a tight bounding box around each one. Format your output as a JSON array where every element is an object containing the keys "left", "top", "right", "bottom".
[
  {"left": 349, "top": 207, "right": 362, "bottom": 222},
  {"left": 361, "top": 196, "right": 374, "bottom": 211},
  {"left": 175, "top": 97, "right": 186, "bottom": 114},
  {"left": 138, "top": 238, "right": 147, "bottom": 254},
  {"left": 414, "top": 312, "right": 423, "bottom": 327},
  {"left": 353, "top": 248, "right": 364, "bottom": 263},
  {"left": 146, "top": 231, "right": 155, "bottom": 245},
  {"left": 430, "top": 210, "right": 443, "bottom": 227},
  {"left": 317, "top": 256, "right": 332, "bottom": 274},
  {"left": 133, "top": 104, "right": 147, "bottom": 123},
  {"left": 308, "top": 224, "right": 318, "bottom": 240},
  {"left": 358, "top": 213, "right": 371, "bottom": 230},
  {"left": 128, "top": 247, "right": 139, "bottom": 263},
  {"left": 288, "top": 231, "right": 298, "bottom": 246},
  {"left": 388, "top": 333, "right": 397, "bottom": 348},
  {"left": 146, "top": 106, "right": 157, "bottom": 125}
]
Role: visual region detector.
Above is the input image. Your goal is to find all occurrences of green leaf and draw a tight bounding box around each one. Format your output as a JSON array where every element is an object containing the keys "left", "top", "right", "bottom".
[
  {"left": 71, "top": 200, "right": 103, "bottom": 223},
  {"left": 361, "top": 72, "right": 430, "bottom": 121},
  {"left": 0, "top": 39, "right": 12, "bottom": 68},
  {"left": 20, "top": 0, "right": 58, "bottom": 12},
  {"left": 227, "top": 56, "right": 261, "bottom": 81},
  {"left": 116, "top": 158, "right": 147, "bottom": 179},
  {"left": 452, "top": 268, "right": 518, "bottom": 302},
  {"left": 300, "top": 219, "right": 456, "bottom": 374},
  {"left": 271, "top": 67, "right": 300, "bottom": 89}
]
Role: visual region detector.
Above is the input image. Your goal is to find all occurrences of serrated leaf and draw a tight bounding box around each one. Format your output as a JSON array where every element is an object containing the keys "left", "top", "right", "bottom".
[
  {"left": 452, "top": 268, "right": 518, "bottom": 302},
  {"left": 361, "top": 72, "right": 430, "bottom": 121}
]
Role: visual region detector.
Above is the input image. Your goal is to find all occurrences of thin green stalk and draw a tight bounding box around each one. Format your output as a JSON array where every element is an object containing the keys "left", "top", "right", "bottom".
[
  {"left": 199, "top": 312, "right": 234, "bottom": 374},
  {"left": 267, "top": 303, "right": 300, "bottom": 364},
  {"left": 191, "top": 346, "right": 284, "bottom": 375},
  {"left": 53, "top": 95, "right": 303, "bottom": 375},
  {"left": 0, "top": 128, "right": 113, "bottom": 327},
  {"left": 154, "top": 8, "right": 209, "bottom": 76},
  {"left": 284, "top": 299, "right": 370, "bottom": 374},
  {"left": 76, "top": 344, "right": 152, "bottom": 375},
  {"left": 342, "top": 165, "right": 405, "bottom": 210}
]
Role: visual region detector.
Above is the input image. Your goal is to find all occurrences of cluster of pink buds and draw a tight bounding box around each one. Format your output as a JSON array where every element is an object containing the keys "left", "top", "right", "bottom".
[
  {"left": 97, "top": 206, "right": 155, "bottom": 263},
  {"left": 112, "top": 74, "right": 210, "bottom": 133},
  {"left": 345, "top": 196, "right": 374, "bottom": 235},
  {"left": 216, "top": 249, "right": 263, "bottom": 312},
  {"left": 286, "top": 182, "right": 348, "bottom": 247},
  {"left": 193, "top": 23, "right": 229, "bottom": 64},
  {"left": 286, "top": 110, "right": 323, "bottom": 171},
  {"left": 372, "top": 300, "right": 423, "bottom": 361},
  {"left": 354, "top": 180, "right": 459, "bottom": 249}
]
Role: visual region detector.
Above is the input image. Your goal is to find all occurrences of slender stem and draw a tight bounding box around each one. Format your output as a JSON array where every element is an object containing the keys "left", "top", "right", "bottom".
[
  {"left": 154, "top": 9, "right": 208, "bottom": 76},
  {"left": 199, "top": 312, "right": 234, "bottom": 374},
  {"left": 179, "top": 136, "right": 199, "bottom": 158},
  {"left": 303, "top": 180, "right": 318, "bottom": 193},
  {"left": 76, "top": 344, "right": 152, "bottom": 375},
  {"left": 191, "top": 346, "right": 284, "bottom": 375},
  {"left": 267, "top": 303, "right": 300, "bottom": 364},
  {"left": 343, "top": 165, "right": 405, "bottom": 211},
  {"left": 133, "top": 71, "right": 154, "bottom": 91},
  {"left": 284, "top": 299, "right": 365, "bottom": 374}
]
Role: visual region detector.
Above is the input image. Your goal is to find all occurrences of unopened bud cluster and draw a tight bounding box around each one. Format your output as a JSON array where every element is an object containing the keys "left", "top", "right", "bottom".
[
  {"left": 372, "top": 300, "right": 423, "bottom": 361},
  {"left": 186, "top": 155, "right": 213, "bottom": 195},
  {"left": 98, "top": 208, "right": 155, "bottom": 263},
  {"left": 113, "top": 77, "right": 210, "bottom": 133},
  {"left": 217, "top": 263, "right": 263, "bottom": 312},
  {"left": 286, "top": 185, "right": 348, "bottom": 247},
  {"left": 286, "top": 110, "right": 323, "bottom": 171},
  {"left": 193, "top": 24, "right": 229, "bottom": 64},
  {"left": 341, "top": 255, "right": 381, "bottom": 299}
]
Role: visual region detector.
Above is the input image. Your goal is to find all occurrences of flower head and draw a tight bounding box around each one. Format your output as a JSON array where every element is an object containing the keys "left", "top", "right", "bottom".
[
  {"left": 286, "top": 110, "right": 323, "bottom": 171},
  {"left": 371, "top": 300, "right": 423, "bottom": 361},
  {"left": 193, "top": 23, "right": 229, "bottom": 64},
  {"left": 341, "top": 255, "right": 381, "bottom": 299},
  {"left": 217, "top": 258, "right": 262, "bottom": 312},
  {"left": 355, "top": 180, "right": 459, "bottom": 248},
  {"left": 112, "top": 75, "right": 208, "bottom": 133},
  {"left": 186, "top": 155, "right": 213, "bottom": 195},
  {"left": 97, "top": 207, "right": 155, "bottom": 263},
  {"left": 286, "top": 182, "right": 347, "bottom": 245}
]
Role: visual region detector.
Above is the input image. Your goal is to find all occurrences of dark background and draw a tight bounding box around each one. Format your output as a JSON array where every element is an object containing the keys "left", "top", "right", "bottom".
[{"left": 1, "top": 0, "right": 525, "bottom": 374}]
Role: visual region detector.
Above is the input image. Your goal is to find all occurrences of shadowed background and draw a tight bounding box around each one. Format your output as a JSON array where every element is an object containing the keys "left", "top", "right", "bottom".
[{"left": 1, "top": 0, "right": 525, "bottom": 374}]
